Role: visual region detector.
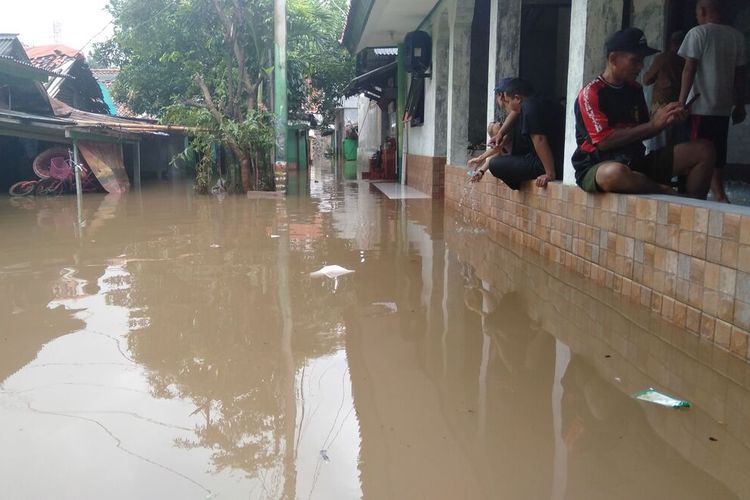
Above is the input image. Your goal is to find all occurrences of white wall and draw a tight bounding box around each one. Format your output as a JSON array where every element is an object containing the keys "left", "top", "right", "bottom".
[
  {"left": 407, "top": 7, "right": 450, "bottom": 159},
  {"left": 357, "top": 95, "right": 382, "bottom": 172}
]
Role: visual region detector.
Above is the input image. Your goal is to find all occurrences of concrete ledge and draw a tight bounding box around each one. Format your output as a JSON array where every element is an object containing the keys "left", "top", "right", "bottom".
[{"left": 445, "top": 163, "right": 750, "bottom": 362}]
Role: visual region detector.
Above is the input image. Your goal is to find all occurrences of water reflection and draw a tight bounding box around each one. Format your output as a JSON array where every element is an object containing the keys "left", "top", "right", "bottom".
[{"left": 0, "top": 164, "right": 749, "bottom": 499}]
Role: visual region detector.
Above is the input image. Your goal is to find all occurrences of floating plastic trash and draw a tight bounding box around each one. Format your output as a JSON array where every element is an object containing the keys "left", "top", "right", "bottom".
[
  {"left": 310, "top": 265, "right": 355, "bottom": 279},
  {"left": 632, "top": 388, "right": 691, "bottom": 409}
]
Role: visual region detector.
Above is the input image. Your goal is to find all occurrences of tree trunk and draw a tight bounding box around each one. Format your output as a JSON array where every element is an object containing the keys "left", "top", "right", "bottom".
[{"left": 240, "top": 154, "right": 251, "bottom": 192}]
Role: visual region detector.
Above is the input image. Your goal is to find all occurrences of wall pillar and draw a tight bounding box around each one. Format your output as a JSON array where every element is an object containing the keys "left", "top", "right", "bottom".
[
  {"left": 486, "top": 0, "right": 522, "bottom": 124},
  {"left": 563, "top": 0, "right": 624, "bottom": 184},
  {"left": 432, "top": 10, "right": 450, "bottom": 158},
  {"left": 447, "top": 0, "right": 476, "bottom": 166},
  {"left": 397, "top": 43, "right": 407, "bottom": 176}
]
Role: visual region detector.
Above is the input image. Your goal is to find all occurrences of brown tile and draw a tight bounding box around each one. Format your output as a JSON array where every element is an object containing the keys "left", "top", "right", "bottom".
[
  {"left": 722, "top": 213, "right": 741, "bottom": 241},
  {"left": 673, "top": 301, "right": 687, "bottom": 327},
  {"left": 708, "top": 210, "right": 724, "bottom": 237},
  {"left": 707, "top": 237, "right": 722, "bottom": 264},
  {"left": 692, "top": 233, "right": 707, "bottom": 259},
  {"left": 636, "top": 198, "right": 657, "bottom": 220},
  {"left": 714, "top": 320, "right": 732, "bottom": 349},
  {"left": 688, "top": 282, "right": 703, "bottom": 309},
  {"left": 665, "top": 250, "right": 678, "bottom": 275},
  {"left": 640, "top": 288, "right": 652, "bottom": 307},
  {"left": 740, "top": 216, "right": 750, "bottom": 245},
  {"left": 700, "top": 314, "right": 716, "bottom": 341},
  {"left": 730, "top": 327, "right": 748, "bottom": 357},
  {"left": 656, "top": 201, "right": 668, "bottom": 224},
  {"left": 675, "top": 278, "right": 690, "bottom": 302},
  {"left": 678, "top": 231, "right": 693, "bottom": 255},
  {"left": 736, "top": 271, "right": 750, "bottom": 304},
  {"left": 721, "top": 240, "right": 738, "bottom": 269},
  {"left": 702, "top": 289, "right": 719, "bottom": 316},
  {"left": 739, "top": 245, "right": 750, "bottom": 271},
  {"left": 719, "top": 266, "right": 737, "bottom": 295},
  {"left": 679, "top": 206, "right": 695, "bottom": 231},
  {"left": 667, "top": 203, "right": 682, "bottom": 225},
  {"left": 693, "top": 208, "right": 709, "bottom": 233},
  {"left": 656, "top": 225, "right": 669, "bottom": 248},
  {"left": 734, "top": 300, "right": 750, "bottom": 331},
  {"left": 686, "top": 306, "right": 702, "bottom": 333},
  {"left": 704, "top": 262, "right": 721, "bottom": 290},
  {"left": 643, "top": 243, "right": 655, "bottom": 267},
  {"left": 689, "top": 258, "right": 705, "bottom": 284},
  {"left": 677, "top": 253, "right": 691, "bottom": 280},
  {"left": 650, "top": 291, "right": 662, "bottom": 312},
  {"left": 662, "top": 296, "right": 675, "bottom": 320},
  {"left": 718, "top": 293, "right": 735, "bottom": 323}
]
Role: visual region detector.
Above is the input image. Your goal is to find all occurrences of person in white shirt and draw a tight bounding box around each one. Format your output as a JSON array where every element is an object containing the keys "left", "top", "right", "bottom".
[{"left": 679, "top": 0, "right": 747, "bottom": 203}]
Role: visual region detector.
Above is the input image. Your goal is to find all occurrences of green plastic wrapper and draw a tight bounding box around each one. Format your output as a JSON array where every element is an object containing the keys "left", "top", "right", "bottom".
[{"left": 632, "top": 388, "right": 691, "bottom": 408}]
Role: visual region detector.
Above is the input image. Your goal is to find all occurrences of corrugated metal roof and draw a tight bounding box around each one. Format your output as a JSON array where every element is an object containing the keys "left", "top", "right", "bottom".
[
  {"left": 0, "top": 39, "right": 16, "bottom": 57},
  {"left": 0, "top": 108, "right": 75, "bottom": 125},
  {"left": 0, "top": 55, "right": 72, "bottom": 80},
  {"left": 91, "top": 68, "right": 119, "bottom": 85},
  {"left": 0, "top": 36, "right": 28, "bottom": 60}
]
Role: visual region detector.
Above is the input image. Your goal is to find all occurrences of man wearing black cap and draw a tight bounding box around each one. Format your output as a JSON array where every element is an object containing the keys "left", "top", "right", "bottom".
[
  {"left": 468, "top": 78, "right": 519, "bottom": 172},
  {"left": 572, "top": 28, "right": 714, "bottom": 198},
  {"left": 472, "top": 78, "right": 564, "bottom": 189},
  {"left": 487, "top": 77, "right": 521, "bottom": 152}
]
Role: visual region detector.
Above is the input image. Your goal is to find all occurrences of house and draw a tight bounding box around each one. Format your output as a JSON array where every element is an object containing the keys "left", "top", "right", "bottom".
[
  {"left": 343, "top": 0, "right": 750, "bottom": 195},
  {"left": 91, "top": 67, "right": 140, "bottom": 118},
  {"left": 0, "top": 35, "right": 188, "bottom": 192},
  {"left": 27, "top": 44, "right": 110, "bottom": 115},
  {"left": 341, "top": 2, "right": 750, "bottom": 367}
]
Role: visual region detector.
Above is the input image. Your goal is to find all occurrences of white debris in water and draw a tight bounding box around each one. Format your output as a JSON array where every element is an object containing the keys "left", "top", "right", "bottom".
[
  {"left": 310, "top": 265, "right": 355, "bottom": 279},
  {"left": 373, "top": 302, "right": 398, "bottom": 314}
]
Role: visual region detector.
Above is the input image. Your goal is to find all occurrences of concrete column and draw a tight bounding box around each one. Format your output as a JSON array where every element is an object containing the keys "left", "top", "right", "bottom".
[
  {"left": 631, "top": 0, "right": 667, "bottom": 51},
  {"left": 134, "top": 142, "right": 141, "bottom": 190},
  {"left": 486, "top": 0, "right": 522, "bottom": 124},
  {"left": 274, "top": 0, "right": 288, "bottom": 193},
  {"left": 397, "top": 43, "right": 407, "bottom": 176},
  {"left": 447, "top": 0, "right": 475, "bottom": 166},
  {"left": 563, "top": 0, "right": 624, "bottom": 184},
  {"left": 432, "top": 10, "right": 450, "bottom": 158}
]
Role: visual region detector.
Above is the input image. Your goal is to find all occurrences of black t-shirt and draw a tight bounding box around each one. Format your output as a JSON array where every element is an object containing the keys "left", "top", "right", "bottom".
[
  {"left": 513, "top": 96, "right": 565, "bottom": 179},
  {"left": 572, "top": 77, "right": 650, "bottom": 184}
]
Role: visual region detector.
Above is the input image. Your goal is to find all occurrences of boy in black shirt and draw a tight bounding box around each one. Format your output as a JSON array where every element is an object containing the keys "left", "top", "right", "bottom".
[
  {"left": 472, "top": 78, "right": 564, "bottom": 190},
  {"left": 572, "top": 28, "right": 714, "bottom": 198}
]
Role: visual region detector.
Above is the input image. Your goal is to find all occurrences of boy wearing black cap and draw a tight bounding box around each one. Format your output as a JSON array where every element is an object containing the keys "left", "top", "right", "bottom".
[
  {"left": 572, "top": 28, "right": 714, "bottom": 198},
  {"left": 472, "top": 78, "right": 564, "bottom": 189}
]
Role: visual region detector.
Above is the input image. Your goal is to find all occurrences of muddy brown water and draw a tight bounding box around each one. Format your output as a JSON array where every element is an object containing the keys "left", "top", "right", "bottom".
[{"left": 1, "top": 165, "right": 750, "bottom": 499}]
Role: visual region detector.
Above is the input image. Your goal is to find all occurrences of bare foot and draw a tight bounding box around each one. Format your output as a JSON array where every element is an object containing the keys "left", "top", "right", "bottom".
[{"left": 658, "top": 184, "right": 676, "bottom": 195}]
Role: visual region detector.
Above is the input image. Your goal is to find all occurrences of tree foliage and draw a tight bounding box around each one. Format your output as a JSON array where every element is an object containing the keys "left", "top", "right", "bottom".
[{"left": 96, "top": 0, "right": 353, "bottom": 193}]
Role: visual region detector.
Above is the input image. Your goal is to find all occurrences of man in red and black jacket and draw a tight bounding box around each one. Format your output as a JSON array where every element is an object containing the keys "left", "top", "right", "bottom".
[{"left": 572, "top": 28, "right": 714, "bottom": 198}]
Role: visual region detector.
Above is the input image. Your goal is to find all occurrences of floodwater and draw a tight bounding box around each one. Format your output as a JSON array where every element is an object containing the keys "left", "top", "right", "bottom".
[{"left": 1, "top": 163, "right": 750, "bottom": 500}]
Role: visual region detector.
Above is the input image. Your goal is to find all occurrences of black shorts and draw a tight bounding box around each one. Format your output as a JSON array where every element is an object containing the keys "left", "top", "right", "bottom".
[
  {"left": 487, "top": 154, "right": 545, "bottom": 190},
  {"left": 690, "top": 115, "right": 729, "bottom": 168}
]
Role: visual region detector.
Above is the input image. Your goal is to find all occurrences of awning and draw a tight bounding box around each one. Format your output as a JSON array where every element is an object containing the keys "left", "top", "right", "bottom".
[{"left": 344, "top": 61, "right": 397, "bottom": 100}]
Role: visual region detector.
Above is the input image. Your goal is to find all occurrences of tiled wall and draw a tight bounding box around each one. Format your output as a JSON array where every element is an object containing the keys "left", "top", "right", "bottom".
[
  {"left": 445, "top": 164, "right": 750, "bottom": 362},
  {"left": 406, "top": 154, "right": 446, "bottom": 198},
  {"left": 442, "top": 208, "right": 750, "bottom": 489}
]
